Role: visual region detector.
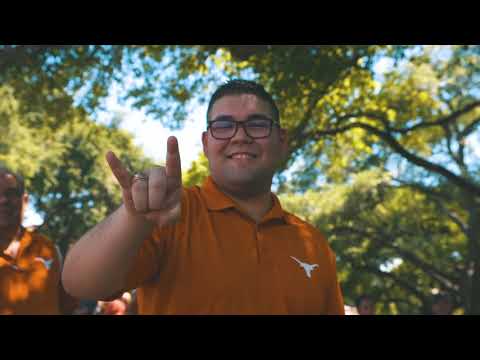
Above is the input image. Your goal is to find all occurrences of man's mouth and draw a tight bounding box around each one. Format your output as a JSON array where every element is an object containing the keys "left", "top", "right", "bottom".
[{"left": 227, "top": 153, "right": 257, "bottom": 159}]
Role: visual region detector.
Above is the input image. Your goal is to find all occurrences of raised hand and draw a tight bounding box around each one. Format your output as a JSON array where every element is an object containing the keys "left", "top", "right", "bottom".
[{"left": 106, "top": 136, "right": 182, "bottom": 227}]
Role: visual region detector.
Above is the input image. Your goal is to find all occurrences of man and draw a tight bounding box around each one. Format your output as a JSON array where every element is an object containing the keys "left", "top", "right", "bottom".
[
  {"left": 96, "top": 291, "right": 132, "bottom": 315},
  {"left": 355, "top": 295, "right": 376, "bottom": 315},
  {"left": 430, "top": 293, "right": 454, "bottom": 315},
  {"left": 63, "top": 79, "right": 345, "bottom": 314},
  {"left": 0, "top": 166, "right": 77, "bottom": 314}
]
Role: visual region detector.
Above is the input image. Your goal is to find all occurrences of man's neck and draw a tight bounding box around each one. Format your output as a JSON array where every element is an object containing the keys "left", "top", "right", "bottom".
[{"left": 221, "top": 187, "right": 273, "bottom": 223}]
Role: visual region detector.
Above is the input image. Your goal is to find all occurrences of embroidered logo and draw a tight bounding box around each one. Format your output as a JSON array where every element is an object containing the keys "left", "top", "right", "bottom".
[
  {"left": 290, "top": 256, "right": 318, "bottom": 279},
  {"left": 34, "top": 257, "right": 54, "bottom": 270}
]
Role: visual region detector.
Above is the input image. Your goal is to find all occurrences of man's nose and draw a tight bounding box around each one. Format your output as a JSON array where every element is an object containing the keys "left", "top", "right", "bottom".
[{"left": 231, "top": 123, "right": 253, "bottom": 143}]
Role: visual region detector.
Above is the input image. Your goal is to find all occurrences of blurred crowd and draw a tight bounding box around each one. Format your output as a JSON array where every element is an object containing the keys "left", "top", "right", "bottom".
[
  {"left": 344, "top": 293, "right": 456, "bottom": 315},
  {"left": 72, "top": 290, "right": 137, "bottom": 315}
]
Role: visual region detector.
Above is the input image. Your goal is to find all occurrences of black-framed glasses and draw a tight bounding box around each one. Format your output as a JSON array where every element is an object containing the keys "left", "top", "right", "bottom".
[{"left": 207, "top": 116, "right": 279, "bottom": 140}]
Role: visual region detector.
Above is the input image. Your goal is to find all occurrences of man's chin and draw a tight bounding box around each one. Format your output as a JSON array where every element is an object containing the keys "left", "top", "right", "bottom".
[{"left": 222, "top": 175, "right": 271, "bottom": 196}]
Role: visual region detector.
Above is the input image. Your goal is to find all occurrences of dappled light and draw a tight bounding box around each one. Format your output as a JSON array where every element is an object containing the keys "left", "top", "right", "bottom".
[{"left": 1, "top": 45, "right": 478, "bottom": 314}]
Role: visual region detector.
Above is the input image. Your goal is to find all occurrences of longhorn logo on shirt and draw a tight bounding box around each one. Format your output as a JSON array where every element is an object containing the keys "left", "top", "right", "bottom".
[
  {"left": 34, "top": 257, "right": 54, "bottom": 270},
  {"left": 290, "top": 256, "right": 318, "bottom": 278}
]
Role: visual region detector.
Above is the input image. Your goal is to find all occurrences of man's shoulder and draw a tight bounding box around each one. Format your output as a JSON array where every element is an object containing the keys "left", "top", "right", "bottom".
[
  {"left": 282, "top": 211, "right": 327, "bottom": 240},
  {"left": 183, "top": 184, "right": 203, "bottom": 197},
  {"left": 282, "top": 212, "right": 337, "bottom": 260}
]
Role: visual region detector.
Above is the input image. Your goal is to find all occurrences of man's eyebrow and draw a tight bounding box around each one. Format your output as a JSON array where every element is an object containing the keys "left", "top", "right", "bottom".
[
  {"left": 211, "top": 115, "right": 235, "bottom": 122},
  {"left": 246, "top": 113, "right": 273, "bottom": 121},
  {"left": 211, "top": 113, "right": 273, "bottom": 122}
]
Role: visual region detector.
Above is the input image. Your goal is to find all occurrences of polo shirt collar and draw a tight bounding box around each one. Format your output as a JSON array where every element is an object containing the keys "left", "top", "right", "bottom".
[
  {"left": 200, "top": 176, "right": 287, "bottom": 223},
  {"left": 200, "top": 176, "right": 237, "bottom": 211}
]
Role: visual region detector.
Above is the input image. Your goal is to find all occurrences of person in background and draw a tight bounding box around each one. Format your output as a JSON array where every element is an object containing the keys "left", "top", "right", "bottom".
[
  {"left": 355, "top": 295, "right": 376, "bottom": 315},
  {"left": 96, "top": 292, "right": 132, "bottom": 315},
  {"left": 430, "top": 293, "right": 454, "bottom": 315},
  {"left": 0, "top": 166, "right": 78, "bottom": 314}
]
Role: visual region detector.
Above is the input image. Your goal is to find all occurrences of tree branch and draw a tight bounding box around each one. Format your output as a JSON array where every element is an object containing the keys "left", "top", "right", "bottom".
[
  {"left": 332, "top": 101, "right": 480, "bottom": 135},
  {"left": 287, "top": 53, "right": 367, "bottom": 156},
  {"left": 340, "top": 253, "right": 427, "bottom": 302},
  {"left": 395, "top": 101, "right": 480, "bottom": 134},
  {"left": 387, "top": 244, "right": 461, "bottom": 291},
  {"left": 313, "top": 121, "right": 480, "bottom": 197},
  {"left": 389, "top": 180, "right": 455, "bottom": 203},
  {"left": 459, "top": 117, "right": 480, "bottom": 141},
  {"left": 425, "top": 196, "right": 469, "bottom": 236},
  {"left": 332, "top": 224, "right": 462, "bottom": 288},
  {"left": 442, "top": 123, "right": 465, "bottom": 169}
]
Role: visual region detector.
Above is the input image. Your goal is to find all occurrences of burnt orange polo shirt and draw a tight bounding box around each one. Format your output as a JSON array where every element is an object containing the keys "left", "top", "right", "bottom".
[
  {"left": 0, "top": 228, "right": 77, "bottom": 315},
  {"left": 122, "top": 176, "right": 344, "bottom": 315}
]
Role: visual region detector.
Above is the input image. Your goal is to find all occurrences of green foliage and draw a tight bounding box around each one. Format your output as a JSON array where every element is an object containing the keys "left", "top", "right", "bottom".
[
  {"left": 257, "top": 45, "right": 479, "bottom": 313},
  {"left": 0, "top": 85, "right": 48, "bottom": 178},
  {"left": 0, "top": 86, "right": 155, "bottom": 255},
  {"left": 281, "top": 169, "right": 467, "bottom": 314},
  {"left": 182, "top": 153, "right": 209, "bottom": 187},
  {"left": 2, "top": 44, "right": 479, "bottom": 313}
]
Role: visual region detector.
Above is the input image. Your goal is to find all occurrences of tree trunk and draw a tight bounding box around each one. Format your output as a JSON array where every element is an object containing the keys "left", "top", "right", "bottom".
[
  {"left": 465, "top": 196, "right": 480, "bottom": 314},
  {"left": 470, "top": 259, "right": 480, "bottom": 315}
]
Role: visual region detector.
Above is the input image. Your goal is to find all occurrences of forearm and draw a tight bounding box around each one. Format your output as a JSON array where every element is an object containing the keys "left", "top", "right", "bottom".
[{"left": 62, "top": 204, "right": 154, "bottom": 300}]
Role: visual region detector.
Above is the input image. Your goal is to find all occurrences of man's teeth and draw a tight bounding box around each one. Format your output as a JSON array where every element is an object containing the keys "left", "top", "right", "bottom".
[{"left": 231, "top": 154, "right": 254, "bottom": 159}]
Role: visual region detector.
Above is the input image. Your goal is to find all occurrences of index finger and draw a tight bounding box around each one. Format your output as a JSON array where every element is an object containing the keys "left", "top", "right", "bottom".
[
  {"left": 166, "top": 136, "right": 182, "bottom": 184},
  {"left": 106, "top": 151, "right": 132, "bottom": 189}
]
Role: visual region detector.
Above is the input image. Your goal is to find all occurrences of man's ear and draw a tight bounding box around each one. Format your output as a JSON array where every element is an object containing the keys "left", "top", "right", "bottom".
[
  {"left": 22, "top": 193, "right": 29, "bottom": 208},
  {"left": 202, "top": 131, "right": 209, "bottom": 158}
]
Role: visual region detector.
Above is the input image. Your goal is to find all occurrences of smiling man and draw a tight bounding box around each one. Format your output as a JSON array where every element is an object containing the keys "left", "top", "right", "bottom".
[
  {"left": 0, "top": 166, "right": 77, "bottom": 314},
  {"left": 63, "top": 79, "right": 345, "bottom": 314}
]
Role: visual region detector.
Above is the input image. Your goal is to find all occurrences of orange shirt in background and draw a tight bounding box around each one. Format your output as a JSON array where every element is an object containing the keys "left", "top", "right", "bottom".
[
  {"left": 0, "top": 228, "right": 77, "bottom": 314},
  {"left": 120, "top": 176, "right": 345, "bottom": 315}
]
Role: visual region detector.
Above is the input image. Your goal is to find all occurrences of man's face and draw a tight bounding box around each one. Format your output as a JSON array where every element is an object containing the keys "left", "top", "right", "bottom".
[
  {"left": 432, "top": 299, "right": 453, "bottom": 315},
  {"left": 202, "top": 94, "right": 288, "bottom": 197},
  {"left": 357, "top": 300, "right": 375, "bottom": 315},
  {"left": 0, "top": 171, "right": 27, "bottom": 230}
]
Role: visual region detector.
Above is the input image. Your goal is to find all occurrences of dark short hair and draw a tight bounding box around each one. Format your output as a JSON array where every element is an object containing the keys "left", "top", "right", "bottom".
[
  {"left": 355, "top": 295, "right": 374, "bottom": 308},
  {"left": 206, "top": 79, "right": 280, "bottom": 124},
  {"left": 432, "top": 293, "right": 453, "bottom": 305},
  {"left": 0, "top": 165, "right": 25, "bottom": 195}
]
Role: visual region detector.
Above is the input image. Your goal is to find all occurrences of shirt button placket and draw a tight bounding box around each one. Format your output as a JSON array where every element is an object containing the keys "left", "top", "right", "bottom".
[{"left": 254, "top": 224, "right": 261, "bottom": 264}]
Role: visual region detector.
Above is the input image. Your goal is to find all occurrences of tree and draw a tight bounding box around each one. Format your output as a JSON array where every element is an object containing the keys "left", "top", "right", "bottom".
[
  {"left": 280, "top": 170, "right": 466, "bottom": 314},
  {"left": 195, "top": 45, "right": 478, "bottom": 313},
  {"left": 6, "top": 44, "right": 477, "bottom": 312},
  {"left": 274, "top": 45, "right": 479, "bottom": 314},
  {"left": 182, "top": 152, "right": 209, "bottom": 188},
  {"left": 1, "top": 86, "right": 155, "bottom": 255},
  {"left": 0, "top": 45, "right": 228, "bottom": 128},
  {"left": 0, "top": 45, "right": 385, "bottom": 129}
]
